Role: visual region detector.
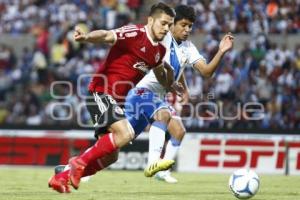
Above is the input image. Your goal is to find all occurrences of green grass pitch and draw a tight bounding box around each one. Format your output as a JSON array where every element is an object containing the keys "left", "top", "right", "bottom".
[{"left": 0, "top": 167, "right": 299, "bottom": 200}]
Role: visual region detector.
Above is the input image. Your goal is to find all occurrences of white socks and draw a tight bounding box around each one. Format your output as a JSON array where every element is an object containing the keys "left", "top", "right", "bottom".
[
  {"left": 163, "top": 136, "right": 181, "bottom": 161},
  {"left": 147, "top": 121, "right": 167, "bottom": 165}
]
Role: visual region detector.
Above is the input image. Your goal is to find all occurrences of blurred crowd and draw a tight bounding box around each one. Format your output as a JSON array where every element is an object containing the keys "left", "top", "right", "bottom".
[
  {"left": 180, "top": 34, "right": 300, "bottom": 130},
  {"left": 163, "top": 0, "right": 300, "bottom": 34},
  {"left": 0, "top": 0, "right": 143, "bottom": 35},
  {"left": 0, "top": 0, "right": 300, "bottom": 130},
  {"left": 1, "top": 0, "right": 299, "bottom": 35}
]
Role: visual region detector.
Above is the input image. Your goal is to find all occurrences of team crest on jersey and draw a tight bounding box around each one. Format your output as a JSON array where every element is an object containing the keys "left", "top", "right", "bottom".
[
  {"left": 115, "top": 106, "right": 124, "bottom": 115},
  {"left": 155, "top": 52, "right": 160, "bottom": 63}
]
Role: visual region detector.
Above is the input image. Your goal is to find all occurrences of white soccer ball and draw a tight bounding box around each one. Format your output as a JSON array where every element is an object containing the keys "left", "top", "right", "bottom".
[{"left": 229, "top": 169, "right": 260, "bottom": 199}]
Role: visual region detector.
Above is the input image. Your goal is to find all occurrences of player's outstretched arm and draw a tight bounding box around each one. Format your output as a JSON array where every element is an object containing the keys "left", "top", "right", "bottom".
[
  {"left": 73, "top": 26, "right": 116, "bottom": 45},
  {"left": 193, "top": 33, "right": 234, "bottom": 78}
]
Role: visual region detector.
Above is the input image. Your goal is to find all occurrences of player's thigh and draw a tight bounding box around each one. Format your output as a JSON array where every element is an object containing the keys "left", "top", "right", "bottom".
[
  {"left": 109, "top": 118, "right": 135, "bottom": 146},
  {"left": 144, "top": 94, "right": 171, "bottom": 122},
  {"left": 146, "top": 98, "right": 171, "bottom": 122},
  {"left": 126, "top": 87, "right": 169, "bottom": 121},
  {"left": 167, "top": 116, "right": 186, "bottom": 140},
  {"left": 124, "top": 89, "right": 150, "bottom": 137},
  {"left": 124, "top": 88, "right": 142, "bottom": 118}
]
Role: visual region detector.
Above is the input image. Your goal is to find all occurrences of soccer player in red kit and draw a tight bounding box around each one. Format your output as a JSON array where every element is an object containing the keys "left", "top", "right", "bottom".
[{"left": 48, "top": 3, "right": 175, "bottom": 193}]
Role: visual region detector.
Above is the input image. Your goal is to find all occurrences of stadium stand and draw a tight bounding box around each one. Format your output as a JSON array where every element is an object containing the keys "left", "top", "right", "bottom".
[{"left": 0, "top": 0, "right": 299, "bottom": 130}]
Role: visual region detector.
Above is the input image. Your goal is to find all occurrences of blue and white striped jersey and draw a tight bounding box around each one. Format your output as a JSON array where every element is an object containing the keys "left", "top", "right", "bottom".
[{"left": 136, "top": 32, "right": 206, "bottom": 98}]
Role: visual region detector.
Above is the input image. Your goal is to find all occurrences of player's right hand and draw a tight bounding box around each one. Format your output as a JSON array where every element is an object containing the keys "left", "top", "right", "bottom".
[{"left": 74, "top": 26, "right": 87, "bottom": 42}]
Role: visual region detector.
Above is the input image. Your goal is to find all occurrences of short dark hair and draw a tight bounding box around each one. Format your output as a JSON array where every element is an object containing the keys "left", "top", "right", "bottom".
[
  {"left": 174, "top": 5, "right": 196, "bottom": 23},
  {"left": 149, "top": 2, "right": 175, "bottom": 18}
]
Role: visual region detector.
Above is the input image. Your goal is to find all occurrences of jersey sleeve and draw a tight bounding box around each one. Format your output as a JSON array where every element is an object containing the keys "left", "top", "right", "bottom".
[
  {"left": 187, "top": 42, "right": 206, "bottom": 65},
  {"left": 112, "top": 25, "right": 141, "bottom": 48}
]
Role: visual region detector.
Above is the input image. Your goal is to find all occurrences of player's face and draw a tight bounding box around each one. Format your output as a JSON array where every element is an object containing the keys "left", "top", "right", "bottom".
[
  {"left": 171, "top": 19, "right": 193, "bottom": 42},
  {"left": 149, "top": 13, "right": 173, "bottom": 41}
]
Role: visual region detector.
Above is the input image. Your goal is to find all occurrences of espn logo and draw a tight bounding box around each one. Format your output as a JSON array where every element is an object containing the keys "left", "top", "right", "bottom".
[
  {"left": 0, "top": 137, "right": 92, "bottom": 165},
  {"left": 198, "top": 139, "right": 300, "bottom": 170}
]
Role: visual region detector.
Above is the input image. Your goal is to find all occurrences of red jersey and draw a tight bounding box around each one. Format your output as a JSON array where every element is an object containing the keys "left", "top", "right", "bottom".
[{"left": 89, "top": 24, "right": 166, "bottom": 102}]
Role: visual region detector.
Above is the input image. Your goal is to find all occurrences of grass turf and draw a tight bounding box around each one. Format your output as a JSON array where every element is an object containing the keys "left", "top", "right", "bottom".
[{"left": 0, "top": 167, "right": 299, "bottom": 200}]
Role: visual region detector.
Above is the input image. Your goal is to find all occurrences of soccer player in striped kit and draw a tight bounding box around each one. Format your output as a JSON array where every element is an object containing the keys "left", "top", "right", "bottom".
[{"left": 125, "top": 4, "right": 234, "bottom": 183}]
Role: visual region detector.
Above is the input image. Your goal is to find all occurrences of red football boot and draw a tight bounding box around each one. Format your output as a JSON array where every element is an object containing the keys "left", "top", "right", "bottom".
[
  {"left": 69, "top": 157, "right": 87, "bottom": 190},
  {"left": 48, "top": 173, "right": 70, "bottom": 193}
]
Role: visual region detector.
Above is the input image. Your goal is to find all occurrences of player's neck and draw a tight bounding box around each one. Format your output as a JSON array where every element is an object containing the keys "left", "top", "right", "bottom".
[
  {"left": 145, "top": 25, "right": 158, "bottom": 43},
  {"left": 172, "top": 35, "right": 182, "bottom": 45},
  {"left": 176, "top": 39, "right": 182, "bottom": 45}
]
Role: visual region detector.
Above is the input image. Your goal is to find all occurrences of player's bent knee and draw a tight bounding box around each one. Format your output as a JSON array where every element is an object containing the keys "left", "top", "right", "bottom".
[{"left": 155, "top": 109, "right": 172, "bottom": 123}]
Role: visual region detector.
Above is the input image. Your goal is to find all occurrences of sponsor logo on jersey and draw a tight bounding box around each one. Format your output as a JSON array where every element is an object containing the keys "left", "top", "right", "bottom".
[{"left": 125, "top": 32, "right": 138, "bottom": 38}]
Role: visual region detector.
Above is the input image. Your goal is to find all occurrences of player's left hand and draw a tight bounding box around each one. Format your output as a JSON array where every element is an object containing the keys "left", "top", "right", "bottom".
[{"left": 219, "top": 32, "right": 234, "bottom": 53}]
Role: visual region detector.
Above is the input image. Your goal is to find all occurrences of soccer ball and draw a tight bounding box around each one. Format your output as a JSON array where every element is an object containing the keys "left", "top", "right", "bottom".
[{"left": 229, "top": 169, "right": 260, "bottom": 199}]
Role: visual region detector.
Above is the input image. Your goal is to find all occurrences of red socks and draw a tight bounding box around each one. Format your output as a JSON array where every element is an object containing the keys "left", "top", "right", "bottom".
[
  {"left": 57, "top": 133, "right": 118, "bottom": 180},
  {"left": 57, "top": 158, "right": 104, "bottom": 179},
  {"left": 80, "top": 133, "right": 117, "bottom": 165},
  {"left": 83, "top": 158, "right": 104, "bottom": 177}
]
